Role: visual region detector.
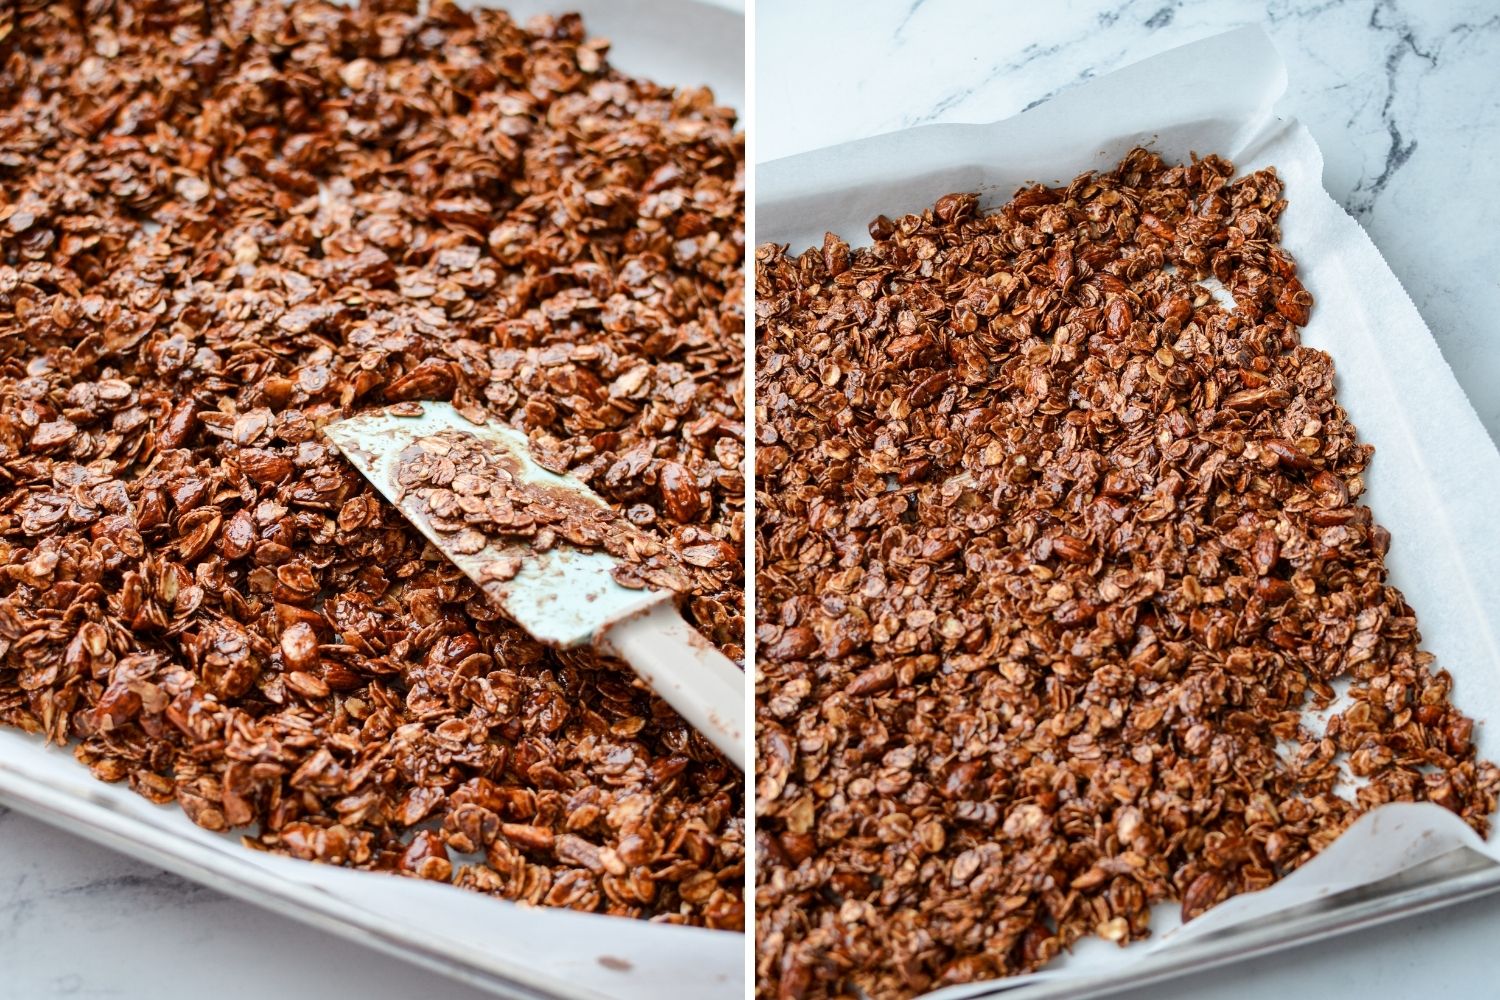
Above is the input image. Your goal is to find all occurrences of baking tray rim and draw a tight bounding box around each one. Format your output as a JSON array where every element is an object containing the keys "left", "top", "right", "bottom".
[
  {"left": 0, "top": 762, "right": 627, "bottom": 1000},
  {"left": 945, "top": 846, "right": 1500, "bottom": 998}
]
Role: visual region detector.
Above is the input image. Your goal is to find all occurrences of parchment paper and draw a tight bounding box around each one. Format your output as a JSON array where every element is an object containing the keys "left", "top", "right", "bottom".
[
  {"left": 0, "top": 3, "right": 744, "bottom": 1000},
  {"left": 758, "top": 26, "right": 1500, "bottom": 998}
]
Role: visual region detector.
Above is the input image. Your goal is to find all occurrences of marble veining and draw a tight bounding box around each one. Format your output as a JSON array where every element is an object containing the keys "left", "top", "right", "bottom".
[{"left": 757, "top": 0, "right": 1500, "bottom": 441}]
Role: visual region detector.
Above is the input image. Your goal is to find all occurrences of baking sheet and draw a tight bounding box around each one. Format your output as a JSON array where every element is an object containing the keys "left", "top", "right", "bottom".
[
  {"left": 758, "top": 26, "right": 1500, "bottom": 998},
  {"left": 0, "top": 3, "right": 744, "bottom": 999}
]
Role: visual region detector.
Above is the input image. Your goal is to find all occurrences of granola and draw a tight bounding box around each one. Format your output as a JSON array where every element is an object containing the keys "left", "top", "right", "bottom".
[
  {"left": 394, "top": 427, "right": 717, "bottom": 594},
  {"left": 0, "top": 0, "right": 743, "bottom": 928},
  {"left": 754, "top": 149, "right": 1498, "bottom": 995}
]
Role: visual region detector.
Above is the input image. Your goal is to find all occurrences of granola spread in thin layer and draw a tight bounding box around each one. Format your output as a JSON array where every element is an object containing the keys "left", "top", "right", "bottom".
[
  {"left": 0, "top": 0, "right": 743, "bottom": 928},
  {"left": 754, "top": 149, "right": 1497, "bottom": 995}
]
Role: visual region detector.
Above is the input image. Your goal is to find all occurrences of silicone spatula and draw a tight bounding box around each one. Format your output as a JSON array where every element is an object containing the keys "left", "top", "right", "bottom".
[{"left": 324, "top": 401, "right": 746, "bottom": 770}]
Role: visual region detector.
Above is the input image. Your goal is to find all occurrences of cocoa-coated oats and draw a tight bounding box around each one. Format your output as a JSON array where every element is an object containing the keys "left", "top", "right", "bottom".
[
  {"left": 754, "top": 149, "right": 1497, "bottom": 995},
  {"left": 395, "top": 427, "right": 720, "bottom": 594},
  {"left": 0, "top": 0, "right": 743, "bottom": 928}
]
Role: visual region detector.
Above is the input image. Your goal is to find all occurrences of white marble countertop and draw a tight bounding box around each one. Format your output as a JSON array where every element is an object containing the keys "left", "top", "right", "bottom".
[{"left": 3, "top": 2, "right": 1499, "bottom": 999}]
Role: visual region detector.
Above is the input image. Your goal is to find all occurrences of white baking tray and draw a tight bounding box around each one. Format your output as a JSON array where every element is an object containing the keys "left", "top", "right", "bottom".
[
  {"left": 758, "top": 25, "right": 1500, "bottom": 1000},
  {"left": 0, "top": 3, "right": 745, "bottom": 999}
]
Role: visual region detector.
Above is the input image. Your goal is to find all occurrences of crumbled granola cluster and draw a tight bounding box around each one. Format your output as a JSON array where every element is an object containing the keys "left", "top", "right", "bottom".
[{"left": 395, "top": 427, "right": 730, "bottom": 593}]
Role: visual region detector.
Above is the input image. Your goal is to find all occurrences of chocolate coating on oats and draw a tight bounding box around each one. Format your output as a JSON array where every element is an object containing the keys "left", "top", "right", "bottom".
[
  {"left": 0, "top": 0, "right": 743, "bottom": 928},
  {"left": 395, "top": 428, "right": 708, "bottom": 594},
  {"left": 754, "top": 149, "right": 1497, "bottom": 995}
]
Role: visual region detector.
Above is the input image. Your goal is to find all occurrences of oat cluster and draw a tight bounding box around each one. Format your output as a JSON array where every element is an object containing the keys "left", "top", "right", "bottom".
[
  {"left": 754, "top": 149, "right": 1498, "bottom": 995},
  {"left": 0, "top": 0, "right": 743, "bottom": 928},
  {"left": 395, "top": 426, "right": 730, "bottom": 593}
]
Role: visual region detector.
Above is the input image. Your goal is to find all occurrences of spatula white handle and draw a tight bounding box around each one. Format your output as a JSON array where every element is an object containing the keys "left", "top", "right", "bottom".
[{"left": 598, "top": 603, "right": 747, "bottom": 771}]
